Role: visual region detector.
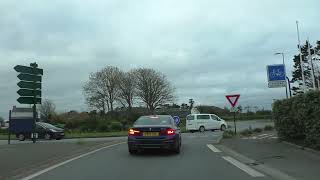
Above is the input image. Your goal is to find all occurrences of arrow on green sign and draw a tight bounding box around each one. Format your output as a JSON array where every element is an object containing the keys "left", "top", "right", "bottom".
[
  {"left": 17, "top": 89, "right": 41, "bottom": 97},
  {"left": 17, "top": 81, "right": 41, "bottom": 89},
  {"left": 14, "top": 65, "right": 43, "bottom": 75},
  {"left": 17, "top": 97, "right": 41, "bottom": 104},
  {"left": 17, "top": 73, "right": 42, "bottom": 82}
]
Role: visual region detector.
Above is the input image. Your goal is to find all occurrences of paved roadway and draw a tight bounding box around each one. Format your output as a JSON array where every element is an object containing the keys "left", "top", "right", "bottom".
[{"left": 20, "top": 131, "right": 275, "bottom": 180}]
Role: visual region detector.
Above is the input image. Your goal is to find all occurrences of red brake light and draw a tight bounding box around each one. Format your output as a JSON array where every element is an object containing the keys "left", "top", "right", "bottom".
[
  {"left": 166, "top": 128, "right": 175, "bottom": 135},
  {"left": 128, "top": 128, "right": 140, "bottom": 136}
]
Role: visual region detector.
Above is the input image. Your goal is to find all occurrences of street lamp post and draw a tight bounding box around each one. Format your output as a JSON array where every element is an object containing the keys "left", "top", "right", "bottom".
[{"left": 274, "top": 52, "right": 289, "bottom": 99}]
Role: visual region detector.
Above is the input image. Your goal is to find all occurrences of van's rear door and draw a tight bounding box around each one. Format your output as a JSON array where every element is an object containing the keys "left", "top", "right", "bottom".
[{"left": 186, "top": 115, "right": 196, "bottom": 130}]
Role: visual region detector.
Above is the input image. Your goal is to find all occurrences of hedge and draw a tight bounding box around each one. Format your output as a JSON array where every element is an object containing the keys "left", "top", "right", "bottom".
[{"left": 273, "top": 90, "right": 320, "bottom": 149}]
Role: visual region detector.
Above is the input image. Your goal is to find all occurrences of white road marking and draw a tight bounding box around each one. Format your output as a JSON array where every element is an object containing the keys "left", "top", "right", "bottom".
[
  {"left": 270, "top": 136, "right": 278, "bottom": 139},
  {"left": 20, "top": 141, "right": 125, "bottom": 180},
  {"left": 207, "top": 144, "right": 221, "bottom": 152},
  {"left": 257, "top": 134, "right": 269, "bottom": 137},
  {"left": 257, "top": 134, "right": 274, "bottom": 139},
  {"left": 222, "top": 156, "right": 265, "bottom": 177}
]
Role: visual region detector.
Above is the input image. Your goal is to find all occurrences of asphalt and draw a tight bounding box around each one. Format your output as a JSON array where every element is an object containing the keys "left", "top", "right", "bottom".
[
  {"left": 21, "top": 131, "right": 274, "bottom": 180},
  {"left": 221, "top": 131, "right": 320, "bottom": 180},
  {"left": 0, "top": 140, "right": 120, "bottom": 180}
]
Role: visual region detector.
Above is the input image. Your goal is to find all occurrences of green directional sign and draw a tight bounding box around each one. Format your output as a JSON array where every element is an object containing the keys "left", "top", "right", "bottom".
[
  {"left": 14, "top": 65, "right": 43, "bottom": 75},
  {"left": 17, "top": 97, "right": 41, "bottom": 104},
  {"left": 17, "top": 73, "right": 42, "bottom": 82},
  {"left": 17, "top": 89, "right": 41, "bottom": 97},
  {"left": 17, "top": 81, "right": 41, "bottom": 89}
]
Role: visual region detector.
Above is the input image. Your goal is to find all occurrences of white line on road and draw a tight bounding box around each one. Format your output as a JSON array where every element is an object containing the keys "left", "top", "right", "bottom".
[
  {"left": 222, "top": 156, "right": 265, "bottom": 177},
  {"left": 20, "top": 141, "right": 125, "bottom": 180},
  {"left": 257, "top": 134, "right": 269, "bottom": 137},
  {"left": 207, "top": 144, "right": 221, "bottom": 152},
  {"left": 257, "top": 134, "right": 274, "bottom": 139}
]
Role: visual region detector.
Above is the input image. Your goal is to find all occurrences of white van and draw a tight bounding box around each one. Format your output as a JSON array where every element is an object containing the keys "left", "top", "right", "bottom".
[{"left": 186, "top": 114, "right": 227, "bottom": 132}]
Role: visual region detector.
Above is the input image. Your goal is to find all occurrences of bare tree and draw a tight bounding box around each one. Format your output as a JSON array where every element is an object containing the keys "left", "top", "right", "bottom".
[
  {"left": 118, "top": 71, "right": 136, "bottom": 111},
  {"left": 83, "top": 66, "right": 122, "bottom": 112},
  {"left": 133, "top": 68, "right": 174, "bottom": 113},
  {"left": 39, "top": 99, "right": 56, "bottom": 122}
]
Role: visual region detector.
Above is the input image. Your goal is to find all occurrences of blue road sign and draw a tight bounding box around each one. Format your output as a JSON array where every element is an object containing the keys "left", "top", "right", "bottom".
[
  {"left": 267, "top": 64, "right": 286, "bottom": 88},
  {"left": 173, "top": 116, "right": 180, "bottom": 125},
  {"left": 267, "top": 64, "right": 286, "bottom": 81}
]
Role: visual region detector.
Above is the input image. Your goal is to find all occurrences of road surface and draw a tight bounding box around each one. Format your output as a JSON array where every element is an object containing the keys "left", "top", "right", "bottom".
[{"left": 20, "top": 131, "right": 274, "bottom": 180}]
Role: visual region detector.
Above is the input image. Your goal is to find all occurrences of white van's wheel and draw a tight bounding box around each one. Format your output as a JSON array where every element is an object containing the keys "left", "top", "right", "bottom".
[
  {"left": 199, "top": 126, "right": 205, "bottom": 132},
  {"left": 220, "top": 125, "right": 226, "bottom": 131}
]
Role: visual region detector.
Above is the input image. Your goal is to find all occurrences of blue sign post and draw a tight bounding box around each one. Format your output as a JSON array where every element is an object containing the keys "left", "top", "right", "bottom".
[
  {"left": 267, "top": 64, "right": 286, "bottom": 88},
  {"left": 173, "top": 116, "right": 180, "bottom": 125}
]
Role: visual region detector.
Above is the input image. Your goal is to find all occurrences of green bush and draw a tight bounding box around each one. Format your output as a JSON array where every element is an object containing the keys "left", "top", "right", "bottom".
[
  {"left": 223, "top": 130, "right": 235, "bottom": 138},
  {"left": 0, "top": 128, "right": 8, "bottom": 134},
  {"left": 110, "top": 122, "right": 122, "bottom": 131},
  {"left": 264, "top": 125, "right": 274, "bottom": 131},
  {"left": 253, "top": 128, "right": 263, "bottom": 133},
  {"left": 273, "top": 91, "right": 320, "bottom": 149},
  {"left": 240, "top": 129, "right": 253, "bottom": 136}
]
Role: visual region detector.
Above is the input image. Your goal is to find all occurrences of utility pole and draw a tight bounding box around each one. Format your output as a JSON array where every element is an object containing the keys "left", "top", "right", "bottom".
[
  {"left": 296, "top": 21, "right": 307, "bottom": 93},
  {"left": 274, "top": 52, "right": 288, "bottom": 98},
  {"left": 307, "top": 39, "right": 316, "bottom": 89}
]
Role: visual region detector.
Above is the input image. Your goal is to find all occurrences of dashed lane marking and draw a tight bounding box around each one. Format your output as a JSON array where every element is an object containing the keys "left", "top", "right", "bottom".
[
  {"left": 222, "top": 156, "right": 265, "bottom": 177},
  {"left": 207, "top": 144, "right": 222, "bottom": 152}
]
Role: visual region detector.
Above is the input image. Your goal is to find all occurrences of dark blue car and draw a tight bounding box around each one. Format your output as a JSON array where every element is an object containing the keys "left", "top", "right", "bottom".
[{"left": 128, "top": 115, "right": 181, "bottom": 154}]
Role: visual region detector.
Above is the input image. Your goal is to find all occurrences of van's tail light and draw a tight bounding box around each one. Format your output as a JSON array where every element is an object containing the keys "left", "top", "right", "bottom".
[
  {"left": 160, "top": 128, "right": 175, "bottom": 135},
  {"left": 128, "top": 128, "right": 141, "bottom": 136}
]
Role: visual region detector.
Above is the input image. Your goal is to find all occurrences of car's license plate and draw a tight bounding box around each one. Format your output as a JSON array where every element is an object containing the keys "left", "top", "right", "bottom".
[{"left": 143, "top": 132, "right": 159, "bottom": 136}]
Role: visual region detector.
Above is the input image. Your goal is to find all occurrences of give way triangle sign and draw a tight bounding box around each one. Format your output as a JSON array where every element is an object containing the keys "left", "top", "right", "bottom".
[{"left": 225, "top": 94, "right": 240, "bottom": 108}]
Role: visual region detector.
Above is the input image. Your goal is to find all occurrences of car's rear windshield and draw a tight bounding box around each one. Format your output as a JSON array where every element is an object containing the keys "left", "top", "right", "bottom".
[{"left": 134, "top": 116, "right": 172, "bottom": 125}]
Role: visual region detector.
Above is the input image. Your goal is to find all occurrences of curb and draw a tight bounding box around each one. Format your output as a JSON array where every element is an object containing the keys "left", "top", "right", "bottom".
[{"left": 282, "top": 141, "right": 320, "bottom": 156}]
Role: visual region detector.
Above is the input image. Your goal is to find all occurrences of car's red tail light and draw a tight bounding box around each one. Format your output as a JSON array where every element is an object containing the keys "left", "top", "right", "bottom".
[
  {"left": 128, "top": 128, "right": 141, "bottom": 136},
  {"left": 166, "top": 128, "right": 175, "bottom": 135}
]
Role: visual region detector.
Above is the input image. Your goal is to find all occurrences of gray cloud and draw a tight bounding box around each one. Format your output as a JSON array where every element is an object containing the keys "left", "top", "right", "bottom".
[{"left": 0, "top": 0, "right": 319, "bottom": 118}]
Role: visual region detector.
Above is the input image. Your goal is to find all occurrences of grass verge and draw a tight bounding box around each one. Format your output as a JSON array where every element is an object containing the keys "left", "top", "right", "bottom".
[{"left": 65, "top": 131, "right": 128, "bottom": 139}]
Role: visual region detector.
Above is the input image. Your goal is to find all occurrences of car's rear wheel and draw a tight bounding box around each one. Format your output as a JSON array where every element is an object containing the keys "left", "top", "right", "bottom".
[
  {"left": 44, "top": 133, "right": 51, "bottom": 140},
  {"left": 220, "top": 125, "right": 226, "bottom": 131},
  {"left": 18, "top": 134, "right": 25, "bottom": 141},
  {"left": 128, "top": 146, "right": 137, "bottom": 154},
  {"left": 173, "top": 140, "right": 181, "bottom": 154},
  {"left": 199, "top": 126, "right": 205, "bottom": 132}
]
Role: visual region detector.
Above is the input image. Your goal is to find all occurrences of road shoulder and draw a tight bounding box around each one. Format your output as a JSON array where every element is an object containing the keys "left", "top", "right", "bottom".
[
  {"left": 0, "top": 140, "right": 123, "bottom": 180},
  {"left": 219, "top": 134, "right": 320, "bottom": 180}
]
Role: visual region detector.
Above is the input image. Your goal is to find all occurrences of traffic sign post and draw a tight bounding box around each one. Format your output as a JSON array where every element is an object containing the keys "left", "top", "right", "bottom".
[
  {"left": 14, "top": 63, "right": 43, "bottom": 143},
  {"left": 226, "top": 94, "right": 240, "bottom": 135}
]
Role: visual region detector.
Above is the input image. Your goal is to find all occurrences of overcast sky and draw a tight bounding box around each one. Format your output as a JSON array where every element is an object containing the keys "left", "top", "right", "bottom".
[{"left": 0, "top": 0, "right": 319, "bottom": 118}]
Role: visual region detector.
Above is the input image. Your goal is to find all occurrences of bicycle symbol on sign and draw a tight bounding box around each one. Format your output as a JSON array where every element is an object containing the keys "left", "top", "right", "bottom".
[{"left": 270, "top": 69, "right": 284, "bottom": 79}]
